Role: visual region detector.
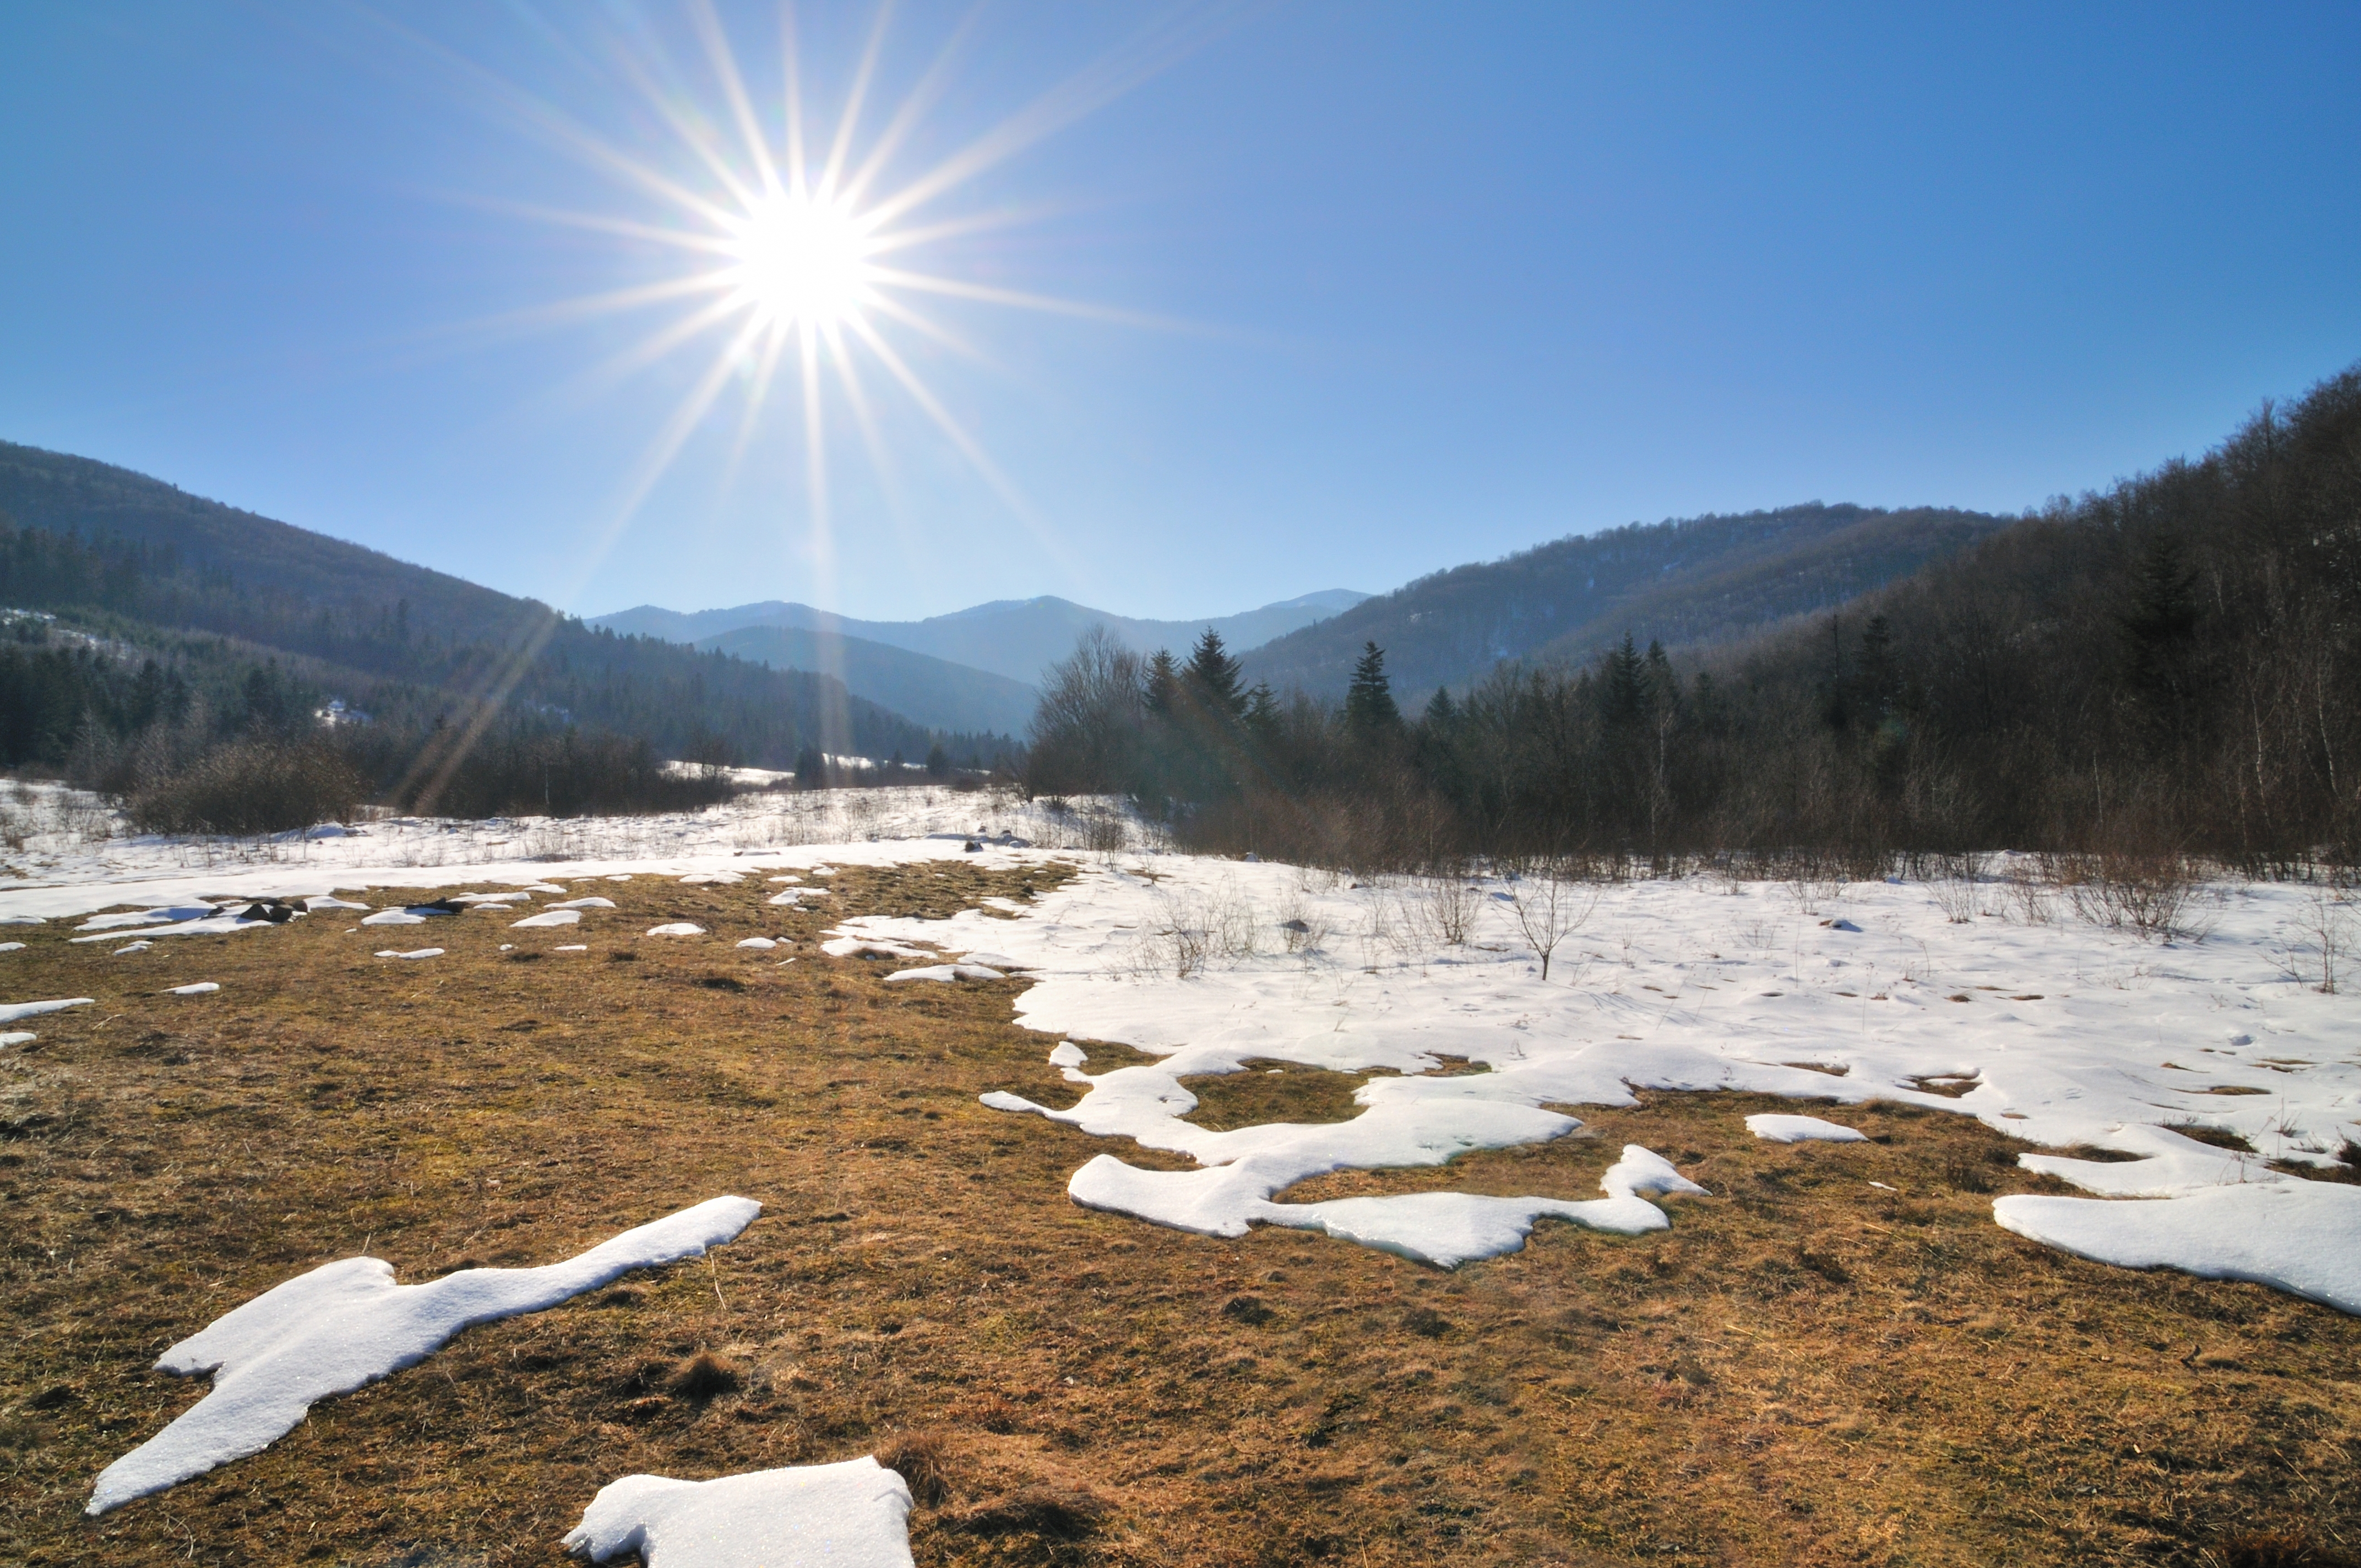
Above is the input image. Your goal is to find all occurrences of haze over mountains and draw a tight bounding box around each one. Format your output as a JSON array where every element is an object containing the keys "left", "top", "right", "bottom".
[
  {"left": 593, "top": 591, "right": 1370, "bottom": 688},
  {"left": 3, "top": 434, "right": 2019, "bottom": 765}
]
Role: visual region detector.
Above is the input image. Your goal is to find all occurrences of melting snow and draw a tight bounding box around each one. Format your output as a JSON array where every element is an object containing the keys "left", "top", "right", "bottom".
[
  {"left": 564, "top": 1456, "right": 913, "bottom": 1568},
  {"left": 884, "top": 963, "right": 1004, "bottom": 984},
  {"left": 1747, "top": 1114, "right": 1869, "bottom": 1144},
  {"left": 1995, "top": 1183, "right": 2361, "bottom": 1315},
  {"left": 0, "top": 998, "right": 92, "bottom": 1025},
  {"left": 87, "top": 1196, "right": 761, "bottom": 1514}
]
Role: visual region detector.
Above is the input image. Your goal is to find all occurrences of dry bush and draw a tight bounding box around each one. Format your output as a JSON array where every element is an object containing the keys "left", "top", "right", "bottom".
[
  {"left": 1503, "top": 857, "right": 1602, "bottom": 980},
  {"left": 1275, "top": 884, "right": 1329, "bottom": 955},
  {"left": 1416, "top": 870, "right": 1486, "bottom": 946},
  {"left": 1929, "top": 852, "right": 1986, "bottom": 924},
  {"left": 2061, "top": 852, "right": 2210, "bottom": 940},
  {"left": 126, "top": 739, "right": 365, "bottom": 835}
]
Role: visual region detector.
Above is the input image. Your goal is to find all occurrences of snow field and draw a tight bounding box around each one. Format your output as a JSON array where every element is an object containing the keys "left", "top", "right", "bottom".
[
  {"left": 87, "top": 1196, "right": 762, "bottom": 1514},
  {"left": 820, "top": 851, "right": 2359, "bottom": 1298}
]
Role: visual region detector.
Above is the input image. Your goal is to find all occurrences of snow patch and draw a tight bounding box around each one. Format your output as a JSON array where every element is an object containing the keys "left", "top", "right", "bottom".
[
  {"left": 563, "top": 1456, "right": 914, "bottom": 1568},
  {"left": 645, "top": 923, "right": 705, "bottom": 938},
  {"left": 0, "top": 998, "right": 92, "bottom": 1025},
  {"left": 510, "top": 910, "right": 582, "bottom": 929},
  {"left": 1994, "top": 1184, "right": 2361, "bottom": 1316},
  {"left": 374, "top": 949, "right": 443, "bottom": 961},
  {"left": 883, "top": 964, "right": 1004, "bottom": 984},
  {"left": 87, "top": 1196, "right": 761, "bottom": 1514},
  {"left": 166, "top": 983, "right": 220, "bottom": 997},
  {"left": 1747, "top": 1114, "right": 1869, "bottom": 1144}
]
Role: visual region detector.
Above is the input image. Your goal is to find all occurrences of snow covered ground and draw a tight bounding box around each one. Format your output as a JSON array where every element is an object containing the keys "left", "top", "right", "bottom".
[{"left": 3, "top": 782, "right": 2356, "bottom": 1315}]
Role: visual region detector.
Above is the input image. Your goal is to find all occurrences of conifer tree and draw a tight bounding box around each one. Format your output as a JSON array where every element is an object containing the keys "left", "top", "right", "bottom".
[
  {"left": 1600, "top": 633, "right": 1647, "bottom": 733},
  {"left": 1422, "top": 685, "right": 1455, "bottom": 727},
  {"left": 1143, "top": 650, "right": 1180, "bottom": 718},
  {"left": 1345, "top": 641, "right": 1400, "bottom": 732},
  {"left": 1182, "top": 630, "right": 1246, "bottom": 718}
]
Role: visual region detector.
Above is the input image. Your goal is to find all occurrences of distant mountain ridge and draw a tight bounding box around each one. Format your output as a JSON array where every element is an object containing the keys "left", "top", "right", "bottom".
[
  {"left": 0, "top": 440, "right": 1008, "bottom": 766},
  {"left": 694, "top": 624, "right": 1041, "bottom": 738},
  {"left": 594, "top": 589, "right": 1370, "bottom": 687},
  {"left": 1242, "top": 503, "right": 2009, "bottom": 700}
]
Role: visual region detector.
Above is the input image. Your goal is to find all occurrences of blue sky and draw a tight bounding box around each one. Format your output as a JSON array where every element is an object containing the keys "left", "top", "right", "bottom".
[{"left": 3, "top": 3, "right": 2357, "bottom": 622}]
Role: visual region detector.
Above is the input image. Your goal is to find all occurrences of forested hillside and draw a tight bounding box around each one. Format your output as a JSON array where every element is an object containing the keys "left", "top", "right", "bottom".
[
  {"left": 1241, "top": 503, "right": 2004, "bottom": 699},
  {"left": 1033, "top": 367, "right": 2361, "bottom": 869},
  {"left": 0, "top": 443, "right": 1019, "bottom": 827},
  {"left": 0, "top": 443, "right": 1010, "bottom": 773}
]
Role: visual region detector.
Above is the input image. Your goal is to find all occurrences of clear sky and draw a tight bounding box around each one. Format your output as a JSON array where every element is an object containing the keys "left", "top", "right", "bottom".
[{"left": 4, "top": 3, "right": 2357, "bottom": 623}]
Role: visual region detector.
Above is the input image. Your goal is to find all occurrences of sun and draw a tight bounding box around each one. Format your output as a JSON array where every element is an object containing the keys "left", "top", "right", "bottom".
[{"left": 719, "top": 188, "right": 878, "bottom": 332}]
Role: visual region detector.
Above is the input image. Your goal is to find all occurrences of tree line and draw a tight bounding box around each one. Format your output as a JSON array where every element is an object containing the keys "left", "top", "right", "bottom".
[{"left": 1029, "top": 364, "right": 2361, "bottom": 874}]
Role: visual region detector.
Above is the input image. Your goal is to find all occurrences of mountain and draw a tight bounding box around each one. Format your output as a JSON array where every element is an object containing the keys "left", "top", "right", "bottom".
[
  {"left": 593, "top": 589, "right": 1372, "bottom": 687},
  {"left": 695, "top": 624, "right": 1040, "bottom": 738},
  {"left": 0, "top": 441, "right": 1011, "bottom": 769},
  {"left": 1239, "top": 503, "right": 2006, "bottom": 700}
]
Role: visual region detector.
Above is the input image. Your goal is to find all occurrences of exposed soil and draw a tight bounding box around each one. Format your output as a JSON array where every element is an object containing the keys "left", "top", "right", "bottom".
[{"left": 1, "top": 856, "right": 2354, "bottom": 1566}]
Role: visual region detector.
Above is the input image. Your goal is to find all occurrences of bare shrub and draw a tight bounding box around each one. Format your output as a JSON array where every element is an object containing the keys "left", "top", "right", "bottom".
[
  {"left": 1275, "top": 885, "right": 1329, "bottom": 955},
  {"left": 1416, "top": 871, "right": 1485, "bottom": 947},
  {"left": 2061, "top": 852, "right": 2208, "bottom": 941},
  {"left": 2278, "top": 886, "right": 2354, "bottom": 994},
  {"left": 2000, "top": 857, "right": 2055, "bottom": 924},
  {"left": 1504, "top": 858, "right": 1601, "bottom": 981},
  {"left": 128, "top": 741, "right": 365, "bottom": 836},
  {"left": 1929, "top": 852, "right": 1985, "bottom": 924},
  {"left": 1149, "top": 883, "right": 1258, "bottom": 977}
]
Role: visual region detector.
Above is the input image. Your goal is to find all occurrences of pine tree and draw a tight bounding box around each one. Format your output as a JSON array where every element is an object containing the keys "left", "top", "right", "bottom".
[
  {"left": 1422, "top": 685, "right": 1455, "bottom": 727},
  {"left": 1345, "top": 641, "right": 1400, "bottom": 732},
  {"left": 1143, "top": 650, "right": 1180, "bottom": 717},
  {"left": 1181, "top": 630, "right": 1245, "bottom": 718},
  {"left": 1600, "top": 633, "right": 1647, "bottom": 733}
]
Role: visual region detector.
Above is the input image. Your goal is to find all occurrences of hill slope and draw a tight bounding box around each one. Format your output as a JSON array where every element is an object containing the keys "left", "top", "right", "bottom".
[
  {"left": 1241, "top": 503, "right": 2006, "bottom": 699},
  {"left": 595, "top": 589, "right": 1371, "bottom": 686},
  {"left": 0, "top": 442, "right": 1008, "bottom": 767}
]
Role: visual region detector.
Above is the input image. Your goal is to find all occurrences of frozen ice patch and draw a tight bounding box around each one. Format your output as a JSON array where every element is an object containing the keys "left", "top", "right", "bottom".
[
  {"left": 1747, "top": 1114, "right": 1869, "bottom": 1144},
  {"left": 564, "top": 1455, "right": 913, "bottom": 1568},
  {"left": 87, "top": 1196, "right": 761, "bottom": 1514}
]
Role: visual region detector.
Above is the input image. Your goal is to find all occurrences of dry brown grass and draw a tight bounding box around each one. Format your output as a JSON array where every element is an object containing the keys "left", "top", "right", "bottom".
[{"left": 0, "top": 856, "right": 2355, "bottom": 1567}]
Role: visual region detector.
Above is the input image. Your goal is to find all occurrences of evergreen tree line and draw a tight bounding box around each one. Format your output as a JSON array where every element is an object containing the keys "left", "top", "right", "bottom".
[
  {"left": 0, "top": 516, "right": 1019, "bottom": 829},
  {"left": 1028, "top": 366, "right": 2361, "bottom": 874}
]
